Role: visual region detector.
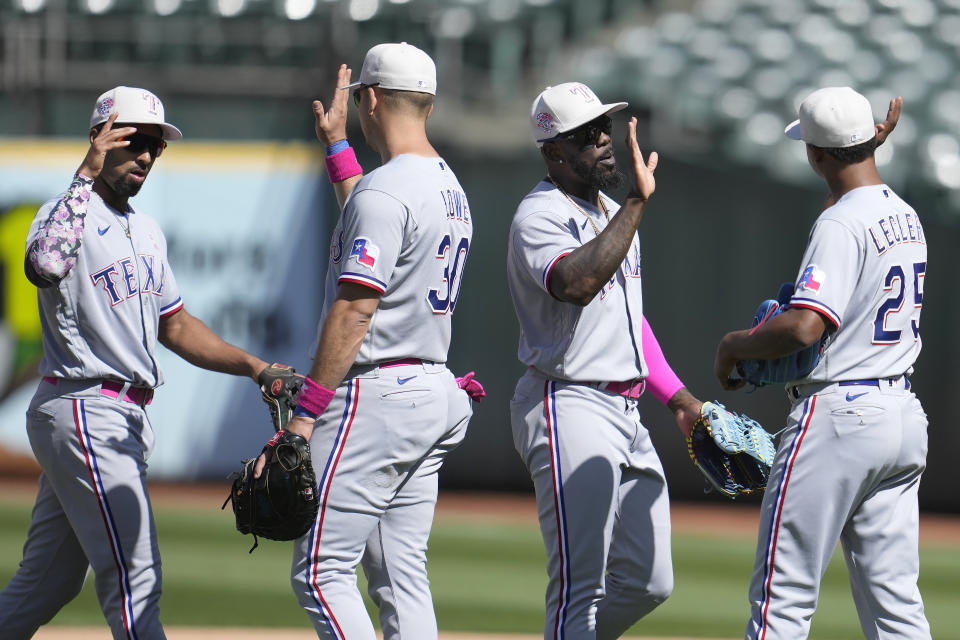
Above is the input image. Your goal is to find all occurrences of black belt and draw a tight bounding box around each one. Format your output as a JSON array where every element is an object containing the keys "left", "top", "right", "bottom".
[{"left": 789, "top": 376, "right": 910, "bottom": 400}]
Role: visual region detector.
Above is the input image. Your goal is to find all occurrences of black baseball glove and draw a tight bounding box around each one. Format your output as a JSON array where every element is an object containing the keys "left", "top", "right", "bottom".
[
  {"left": 258, "top": 363, "right": 304, "bottom": 431},
  {"left": 222, "top": 430, "right": 319, "bottom": 552},
  {"left": 687, "top": 401, "right": 776, "bottom": 498}
]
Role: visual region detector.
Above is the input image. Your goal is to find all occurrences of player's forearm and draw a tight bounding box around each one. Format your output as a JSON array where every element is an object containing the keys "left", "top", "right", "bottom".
[
  {"left": 26, "top": 173, "right": 94, "bottom": 284},
  {"left": 666, "top": 387, "right": 699, "bottom": 415},
  {"left": 549, "top": 199, "right": 646, "bottom": 304},
  {"left": 306, "top": 292, "right": 378, "bottom": 389},
  {"left": 333, "top": 174, "right": 362, "bottom": 211},
  {"left": 158, "top": 309, "right": 266, "bottom": 381},
  {"left": 722, "top": 310, "right": 825, "bottom": 362}
]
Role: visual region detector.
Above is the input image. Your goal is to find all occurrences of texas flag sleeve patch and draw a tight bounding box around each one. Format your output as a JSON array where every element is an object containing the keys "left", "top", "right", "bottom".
[
  {"left": 797, "top": 264, "right": 825, "bottom": 294},
  {"left": 349, "top": 238, "right": 379, "bottom": 270}
]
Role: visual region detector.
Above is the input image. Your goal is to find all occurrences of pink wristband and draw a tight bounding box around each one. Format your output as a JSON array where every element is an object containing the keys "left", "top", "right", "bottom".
[
  {"left": 324, "top": 147, "right": 362, "bottom": 183},
  {"left": 642, "top": 316, "right": 685, "bottom": 405},
  {"left": 297, "top": 377, "right": 336, "bottom": 416}
]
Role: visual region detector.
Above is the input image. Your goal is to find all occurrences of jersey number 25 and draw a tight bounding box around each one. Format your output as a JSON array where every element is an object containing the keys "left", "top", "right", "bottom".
[{"left": 873, "top": 261, "right": 925, "bottom": 344}]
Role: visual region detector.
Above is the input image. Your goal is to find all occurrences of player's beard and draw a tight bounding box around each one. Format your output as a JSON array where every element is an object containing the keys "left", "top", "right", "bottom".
[
  {"left": 110, "top": 170, "right": 145, "bottom": 199},
  {"left": 572, "top": 156, "right": 624, "bottom": 190}
]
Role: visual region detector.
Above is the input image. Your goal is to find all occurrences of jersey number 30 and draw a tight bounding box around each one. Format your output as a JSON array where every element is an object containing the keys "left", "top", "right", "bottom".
[
  {"left": 873, "top": 261, "right": 925, "bottom": 344},
  {"left": 427, "top": 235, "right": 470, "bottom": 314}
]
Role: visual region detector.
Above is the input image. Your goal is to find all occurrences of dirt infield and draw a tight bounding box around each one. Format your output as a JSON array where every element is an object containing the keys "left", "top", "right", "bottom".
[{"left": 436, "top": 491, "right": 960, "bottom": 545}]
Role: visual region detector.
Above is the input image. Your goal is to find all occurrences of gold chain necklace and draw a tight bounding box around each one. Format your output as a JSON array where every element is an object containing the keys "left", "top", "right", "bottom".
[
  {"left": 113, "top": 211, "right": 131, "bottom": 238},
  {"left": 547, "top": 176, "right": 609, "bottom": 237}
]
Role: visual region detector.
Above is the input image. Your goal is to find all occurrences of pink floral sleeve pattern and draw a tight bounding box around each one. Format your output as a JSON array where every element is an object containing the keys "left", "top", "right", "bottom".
[{"left": 29, "top": 173, "right": 93, "bottom": 281}]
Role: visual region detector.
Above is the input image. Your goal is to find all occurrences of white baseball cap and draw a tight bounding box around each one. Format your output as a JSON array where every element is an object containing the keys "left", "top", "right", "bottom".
[
  {"left": 784, "top": 87, "right": 875, "bottom": 148},
  {"left": 344, "top": 42, "right": 437, "bottom": 95},
  {"left": 89, "top": 86, "right": 182, "bottom": 141},
  {"left": 530, "top": 82, "right": 627, "bottom": 147}
]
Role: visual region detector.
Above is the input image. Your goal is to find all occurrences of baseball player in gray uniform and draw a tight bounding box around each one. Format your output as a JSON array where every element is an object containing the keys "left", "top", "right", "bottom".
[
  {"left": 257, "top": 43, "right": 477, "bottom": 639},
  {"left": 715, "top": 87, "right": 929, "bottom": 639},
  {"left": 508, "top": 82, "right": 705, "bottom": 639},
  {"left": 0, "top": 86, "right": 273, "bottom": 640}
]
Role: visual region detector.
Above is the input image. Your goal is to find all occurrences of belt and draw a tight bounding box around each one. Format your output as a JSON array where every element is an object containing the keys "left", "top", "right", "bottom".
[
  {"left": 595, "top": 378, "right": 646, "bottom": 400},
  {"left": 43, "top": 377, "right": 154, "bottom": 406},
  {"left": 789, "top": 376, "right": 910, "bottom": 400},
  {"left": 379, "top": 358, "right": 429, "bottom": 368},
  {"left": 838, "top": 378, "right": 911, "bottom": 391}
]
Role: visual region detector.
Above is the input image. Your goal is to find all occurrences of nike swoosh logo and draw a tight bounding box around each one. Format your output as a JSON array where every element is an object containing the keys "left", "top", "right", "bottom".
[
  {"left": 97, "top": 225, "right": 110, "bottom": 236},
  {"left": 397, "top": 376, "right": 417, "bottom": 385},
  {"left": 580, "top": 219, "right": 589, "bottom": 230},
  {"left": 845, "top": 391, "right": 869, "bottom": 402}
]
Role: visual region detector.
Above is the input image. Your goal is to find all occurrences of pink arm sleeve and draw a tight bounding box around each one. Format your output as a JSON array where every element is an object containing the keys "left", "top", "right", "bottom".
[{"left": 642, "top": 315, "right": 685, "bottom": 405}]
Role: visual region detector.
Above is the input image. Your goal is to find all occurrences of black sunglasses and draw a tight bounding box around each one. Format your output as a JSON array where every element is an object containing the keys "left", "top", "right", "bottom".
[
  {"left": 119, "top": 133, "right": 166, "bottom": 157},
  {"left": 352, "top": 83, "right": 379, "bottom": 107},
  {"left": 547, "top": 115, "right": 613, "bottom": 147}
]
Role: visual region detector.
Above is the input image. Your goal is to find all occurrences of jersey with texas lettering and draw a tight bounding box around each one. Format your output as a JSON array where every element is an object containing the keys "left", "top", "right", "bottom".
[
  {"left": 507, "top": 179, "right": 646, "bottom": 382},
  {"left": 26, "top": 191, "right": 182, "bottom": 387},
  {"left": 320, "top": 154, "right": 472, "bottom": 365},
  {"left": 790, "top": 184, "right": 926, "bottom": 383}
]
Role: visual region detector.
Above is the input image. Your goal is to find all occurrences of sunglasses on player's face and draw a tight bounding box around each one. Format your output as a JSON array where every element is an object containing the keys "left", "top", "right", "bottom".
[
  {"left": 118, "top": 133, "right": 166, "bottom": 158},
  {"left": 547, "top": 115, "right": 613, "bottom": 148}
]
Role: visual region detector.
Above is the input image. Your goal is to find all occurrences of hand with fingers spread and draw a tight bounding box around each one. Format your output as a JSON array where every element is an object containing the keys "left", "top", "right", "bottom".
[
  {"left": 313, "top": 64, "right": 353, "bottom": 147},
  {"left": 316, "top": 63, "right": 363, "bottom": 206},
  {"left": 875, "top": 96, "right": 902, "bottom": 146},
  {"left": 78, "top": 112, "right": 137, "bottom": 181},
  {"left": 624, "top": 117, "right": 658, "bottom": 202}
]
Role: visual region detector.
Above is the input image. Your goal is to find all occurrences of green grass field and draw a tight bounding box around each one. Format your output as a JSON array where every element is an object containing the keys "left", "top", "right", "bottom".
[{"left": 1, "top": 493, "right": 957, "bottom": 638}]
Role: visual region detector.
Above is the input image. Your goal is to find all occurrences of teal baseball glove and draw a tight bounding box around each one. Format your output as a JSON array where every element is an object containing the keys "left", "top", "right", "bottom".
[
  {"left": 687, "top": 401, "right": 776, "bottom": 498},
  {"left": 740, "top": 283, "right": 823, "bottom": 387}
]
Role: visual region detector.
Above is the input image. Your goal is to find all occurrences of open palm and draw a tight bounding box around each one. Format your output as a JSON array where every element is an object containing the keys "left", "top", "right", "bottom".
[{"left": 625, "top": 117, "right": 658, "bottom": 201}]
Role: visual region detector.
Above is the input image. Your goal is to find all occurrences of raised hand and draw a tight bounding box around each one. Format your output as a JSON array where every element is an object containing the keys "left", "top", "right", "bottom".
[
  {"left": 313, "top": 64, "right": 353, "bottom": 146},
  {"left": 875, "top": 96, "right": 902, "bottom": 147},
  {"left": 625, "top": 117, "right": 658, "bottom": 201},
  {"left": 78, "top": 112, "right": 136, "bottom": 180}
]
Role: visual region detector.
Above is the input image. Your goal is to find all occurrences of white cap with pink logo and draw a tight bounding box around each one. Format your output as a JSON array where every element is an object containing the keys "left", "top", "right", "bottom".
[
  {"left": 530, "top": 82, "right": 627, "bottom": 147},
  {"left": 89, "top": 86, "right": 183, "bottom": 141}
]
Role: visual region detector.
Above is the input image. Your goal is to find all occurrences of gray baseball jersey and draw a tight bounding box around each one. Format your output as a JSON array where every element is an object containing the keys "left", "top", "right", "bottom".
[
  {"left": 318, "top": 154, "right": 472, "bottom": 365},
  {"left": 27, "top": 190, "right": 182, "bottom": 386},
  {"left": 789, "top": 184, "right": 925, "bottom": 383},
  {"left": 298, "top": 153, "right": 474, "bottom": 640},
  {"left": 0, "top": 176, "right": 180, "bottom": 640},
  {"left": 508, "top": 178, "right": 673, "bottom": 638},
  {"left": 507, "top": 179, "right": 646, "bottom": 382},
  {"left": 747, "top": 183, "right": 930, "bottom": 639}
]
